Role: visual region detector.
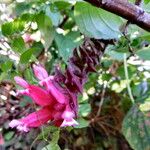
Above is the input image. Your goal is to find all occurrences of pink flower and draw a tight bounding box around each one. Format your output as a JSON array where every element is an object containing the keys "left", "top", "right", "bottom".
[
  {"left": 9, "top": 40, "right": 101, "bottom": 132},
  {"left": 9, "top": 65, "right": 78, "bottom": 132}
]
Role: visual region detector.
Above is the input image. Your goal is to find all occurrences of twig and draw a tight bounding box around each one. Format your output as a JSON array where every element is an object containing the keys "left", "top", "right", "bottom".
[{"left": 96, "top": 83, "right": 107, "bottom": 117}]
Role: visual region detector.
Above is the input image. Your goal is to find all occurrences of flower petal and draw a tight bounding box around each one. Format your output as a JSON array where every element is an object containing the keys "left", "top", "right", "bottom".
[
  {"left": 9, "top": 107, "right": 52, "bottom": 132},
  {"left": 14, "top": 76, "right": 29, "bottom": 88},
  {"left": 60, "top": 118, "right": 79, "bottom": 127},
  {"left": 29, "top": 85, "right": 56, "bottom": 106},
  {"left": 33, "top": 64, "right": 48, "bottom": 81},
  {"left": 9, "top": 119, "right": 29, "bottom": 132},
  {"left": 62, "top": 109, "right": 74, "bottom": 120},
  {"left": 21, "top": 107, "right": 52, "bottom": 127},
  {"left": 41, "top": 77, "right": 67, "bottom": 104},
  {"left": 18, "top": 85, "right": 55, "bottom": 106}
]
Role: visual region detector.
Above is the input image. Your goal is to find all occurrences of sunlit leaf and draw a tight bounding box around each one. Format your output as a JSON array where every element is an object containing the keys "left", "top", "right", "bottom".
[
  {"left": 36, "top": 12, "right": 55, "bottom": 49},
  {"left": 75, "top": 118, "right": 89, "bottom": 128},
  {"left": 1, "top": 60, "right": 13, "bottom": 72},
  {"left": 11, "top": 37, "right": 26, "bottom": 53},
  {"left": 55, "top": 31, "right": 82, "bottom": 62},
  {"left": 20, "top": 48, "right": 35, "bottom": 64},
  {"left": 136, "top": 48, "right": 150, "bottom": 60},
  {"left": 74, "top": 2, "right": 123, "bottom": 39}
]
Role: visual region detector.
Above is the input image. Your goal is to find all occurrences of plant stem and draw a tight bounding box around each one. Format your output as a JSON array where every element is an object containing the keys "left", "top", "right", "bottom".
[{"left": 123, "top": 53, "right": 134, "bottom": 104}]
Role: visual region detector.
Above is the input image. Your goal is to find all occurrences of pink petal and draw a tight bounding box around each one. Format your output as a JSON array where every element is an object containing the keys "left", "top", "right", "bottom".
[
  {"left": 17, "top": 89, "right": 29, "bottom": 95},
  {"left": 28, "top": 85, "right": 55, "bottom": 106},
  {"left": 9, "top": 120, "right": 29, "bottom": 132},
  {"left": 21, "top": 107, "right": 52, "bottom": 127},
  {"left": 60, "top": 118, "right": 79, "bottom": 127},
  {"left": 62, "top": 109, "right": 75, "bottom": 120},
  {"left": 9, "top": 107, "right": 52, "bottom": 132},
  {"left": 9, "top": 119, "right": 22, "bottom": 128},
  {"left": 14, "top": 76, "right": 29, "bottom": 88},
  {"left": 33, "top": 64, "right": 48, "bottom": 81},
  {"left": 17, "top": 125, "right": 29, "bottom": 132},
  {"left": 17, "top": 85, "right": 55, "bottom": 106},
  {"left": 60, "top": 106, "right": 78, "bottom": 127},
  {"left": 41, "top": 77, "right": 67, "bottom": 104}
]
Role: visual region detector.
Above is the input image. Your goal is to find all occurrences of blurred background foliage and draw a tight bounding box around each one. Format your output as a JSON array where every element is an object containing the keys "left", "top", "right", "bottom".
[{"left": 1, "top": 0, "right": 150, "bottom": 150}]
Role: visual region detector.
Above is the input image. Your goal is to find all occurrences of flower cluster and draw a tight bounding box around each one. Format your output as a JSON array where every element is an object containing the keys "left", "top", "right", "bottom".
[
  {"left": 9, "top": 39, "right": 103, "bottom": 132},
  {"left": 9, "top": 65, "right": 79, "bottom": 132}
]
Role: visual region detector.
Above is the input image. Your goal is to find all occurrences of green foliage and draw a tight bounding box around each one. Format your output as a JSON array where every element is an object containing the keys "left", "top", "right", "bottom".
[
  {"left": 11, "top": 37, "right": 26, "bottom": 53},
  {"left": 1, "top": 0, "right": 150, "bottom": 149},
  {"left": 41, "top": 127, "right": 60, "bottom": 150},
  {"left": 74, "top": 2, "right": 123, "bottom": 39},
  {"left": 1, "top": 60, "right": 13, "bottom": 72},
  {"left": 136, "top": 47, "right": 150, "bottom": 60},
  {"left": 2, "top": 19, "right": 25, "bottom": 36},
  {"left": 42, "top": 144, "right": 60, "bottom": 150},
  {"left": 75, "top": 118, "right": 89, "bottom": 128},
  {"left": 122, "top": 104, "right": 150, "bottom": 150},
  {"left": 144, "top": 0, "right": 150, "bottom": 4},
  {"left": 4, "top": 131, "right": 14, "bottom": 141},
  {"left": 55, "top": 31, "right": 82, "bottom": 62},
  {"left": 20, "top": 48, "right": 36, "bottom": 64},
  {"left": 35, "top": 12, "right": 55, "bottom": 49}
]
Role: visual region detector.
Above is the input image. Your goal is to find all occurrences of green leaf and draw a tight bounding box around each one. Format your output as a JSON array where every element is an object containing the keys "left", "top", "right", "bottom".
[
  {"left": 79, "top": 103, "right": 91, "bottom": 117},
  {"left": 52, "top": 1, "right": 71, "bottom": 11},
  {"left": 144, "top": 0, "right": 150, "bottom": 4},
  {"left": 55, "top": 31, "right": 82, "bottom": 62},
  {"left": 1, "top": 22, "right": 13, "bottom": 36},
  {"left": 36, "top": 12, "right": 55, "bottom": 49},
  {"left": 4, "top": 131, "right": 14, "bottom": 141},
  {"left": 2, "top": 19, "right": 25, "bottom": 36},
  {"left": 15, "top": 2, "right": 31, "bottom": 15},
  {"left": 136, "top": 48, "right": 150, "bottom": 60},
  {"left": 141, "top": 1, "right": 150, "bottom": 13},
  {"left": 75, "top": 118, "right": 89, "bottom": 128},
  {"left": 20, "top": 48, "right": 35, "bottom": 64},
  {"left": 46, "top": 6, "right": 62, "bottom": 26},
  {"left": 11, "top": 37, "right": 26, "bottom": 53},
  {"left": 38, "top": 126, "right": 58, "bottom": 140},
  {"left": 20, "top": 96, "right": 32, "bottom": 107},
  {"left": 0, "top": 72, "right": 7, "bottom": 81},
  {"left": 105, "top": 45, "right": 130, "bottom": 61},
  {"left": 24, "top": 68, "right": 37, "bottom": 84},
  {"left": 42, "top": 144, "right": 60, "bottom": 150},
  {"left": 41, "top": 129, "right": 60, "bottom": 150},
  {"left": 140, "top": 33, "right": 150, "bottom": 42},
  {"left": 74, "top": 2, "right": 122, "bottom": 39},
  {"left": 122, "top": 105, "right": 150, "bottom": 150},
  {"left": 1, "top": 60, "right": 13, "bottom": 72}
]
